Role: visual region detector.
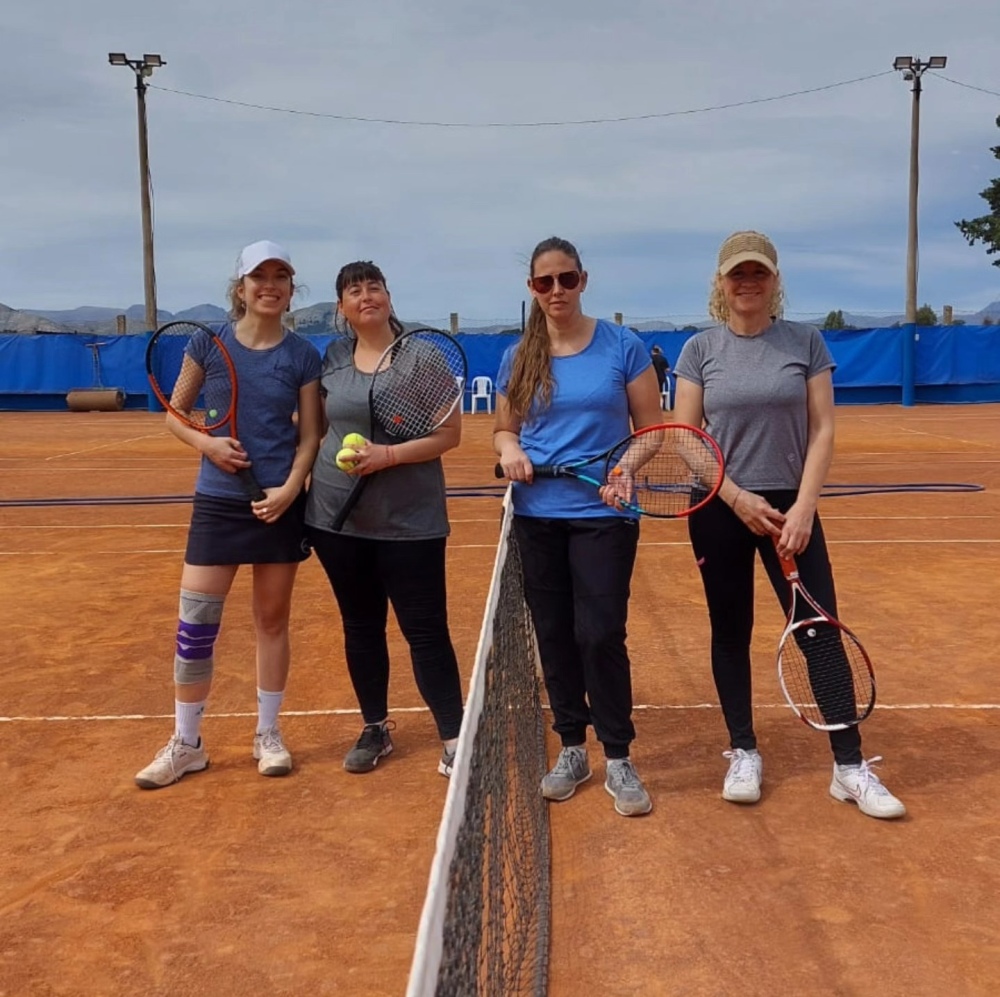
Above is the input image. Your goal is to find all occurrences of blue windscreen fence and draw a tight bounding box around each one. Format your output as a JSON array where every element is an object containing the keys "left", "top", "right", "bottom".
[{"left": 1, "top": 325, "right": 998, "bottom": 410}]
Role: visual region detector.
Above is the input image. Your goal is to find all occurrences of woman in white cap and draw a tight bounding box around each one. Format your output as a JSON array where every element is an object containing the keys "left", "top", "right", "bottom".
[
  {"left": 135, "top": 240, "right": 322, "bottom": 789},
  {"left": 672, "top": 230, "right": 905, "bottom": 820}
]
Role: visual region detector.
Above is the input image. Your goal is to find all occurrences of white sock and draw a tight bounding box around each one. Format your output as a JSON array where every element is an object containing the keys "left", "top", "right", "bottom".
[
  {"left": 256, "top": 689, "right": 284, "bottom": 734},
  {"left": 175, "top": 700, "right": 206, "bottom": 746}
]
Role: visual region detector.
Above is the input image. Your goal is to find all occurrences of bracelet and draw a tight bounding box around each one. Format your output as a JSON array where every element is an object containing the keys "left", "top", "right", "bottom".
[
  {"left": 385, "top": 445, "right": 396, "bottom": 468},
  {"left": 731, "top": 488, "right": 744, "bottom": 511}
]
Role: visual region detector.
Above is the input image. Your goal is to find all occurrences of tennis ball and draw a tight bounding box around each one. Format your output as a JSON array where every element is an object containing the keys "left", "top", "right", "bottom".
[
  {"left": 342, "top": 432, "right": 367, "bottom": 449},
  {"left": 335, "top": 447, "right": 359, "bottom": 472},
  {"left": 207, "top": 408, "right": 219, "bottom": 419}
]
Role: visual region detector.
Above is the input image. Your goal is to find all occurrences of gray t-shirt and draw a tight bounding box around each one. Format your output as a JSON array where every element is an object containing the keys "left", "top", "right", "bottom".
[
  {"left": 305, "top": 336, "right": 450, "bottom": 540},
  {"left": 674, "top": 319, "right": 835, "bottom": 490}
]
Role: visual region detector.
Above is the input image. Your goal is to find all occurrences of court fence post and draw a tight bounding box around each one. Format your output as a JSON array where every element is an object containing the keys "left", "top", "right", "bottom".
[{"left": 901, "top": 322, "right": 917, "bottom": 407}]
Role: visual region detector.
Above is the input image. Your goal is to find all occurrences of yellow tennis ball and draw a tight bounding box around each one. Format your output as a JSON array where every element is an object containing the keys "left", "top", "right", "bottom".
[
  {"left": 342, "top": 432, "right": 367, "bottom": 449},
  {"left": 335, "top": 447, "right": 359, "bottom": 472}
]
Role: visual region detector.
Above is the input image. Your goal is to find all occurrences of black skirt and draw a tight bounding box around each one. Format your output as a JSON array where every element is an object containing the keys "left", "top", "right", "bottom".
[{"left": 185, "top": 491, "right": 311, "bottom": 566}]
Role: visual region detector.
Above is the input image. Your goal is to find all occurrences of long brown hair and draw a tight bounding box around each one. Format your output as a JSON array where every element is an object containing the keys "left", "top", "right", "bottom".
[{"left": 505, "top": 236, "right": 583, "bottom": 422}]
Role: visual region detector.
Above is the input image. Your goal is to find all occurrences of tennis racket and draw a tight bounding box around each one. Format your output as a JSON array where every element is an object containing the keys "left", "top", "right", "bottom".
[
  {"left": 145, "top": 320, "right": 266, "bottom": 502},
  {"left": 330, "top": 327, "right": 468, "bottom": 531},
  {"left": 494, "top": 423, "right": 725, "bottom": 518},
  {"left": 774, "top": 540, "right": 876, "bottom": 730}
]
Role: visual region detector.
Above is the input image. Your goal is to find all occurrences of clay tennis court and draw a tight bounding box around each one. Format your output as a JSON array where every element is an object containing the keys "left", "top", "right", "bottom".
[{"left": 2, "top": 405, "right": 998, "bottom": 996}]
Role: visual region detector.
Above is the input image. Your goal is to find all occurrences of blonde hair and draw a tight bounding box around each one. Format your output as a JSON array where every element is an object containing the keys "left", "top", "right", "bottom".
[
  {"left": 505, "top": 237, "right": 583, "bottom": 422},
  {"left": 708, "top": 271, "right": 785, "bottom": 323}
]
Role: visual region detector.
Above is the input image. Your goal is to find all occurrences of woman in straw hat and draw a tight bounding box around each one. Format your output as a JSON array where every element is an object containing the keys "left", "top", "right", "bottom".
[{"left": 672, "top": 231, "right": 905, "bottom": 820}]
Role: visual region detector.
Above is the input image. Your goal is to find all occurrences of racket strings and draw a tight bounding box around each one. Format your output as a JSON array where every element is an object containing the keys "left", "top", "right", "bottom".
[
  {"left": 607, "top": 427, "right": 723, "bottom": 517},
  {"left": 371, "top": 333, "right": 466, "bottom": 439},
  {"left": 779, "top": 621, "right": 874, "bottom": 727},
  {"left": 148, "top": 324, "right": 232, "bottom": 430}
]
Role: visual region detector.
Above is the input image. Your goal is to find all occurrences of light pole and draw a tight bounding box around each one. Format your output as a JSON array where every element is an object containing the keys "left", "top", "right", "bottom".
[
  {"left": 109, "top": 52, "right": 166, "bottom": 332},
  {"left": 893, "top": 55, "right": 946, "bottom": 406}
]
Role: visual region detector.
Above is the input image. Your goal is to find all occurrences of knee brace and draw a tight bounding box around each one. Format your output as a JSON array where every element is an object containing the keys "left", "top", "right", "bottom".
[{"left": 174, "top": 589, "right": 225, "bottom": 684}]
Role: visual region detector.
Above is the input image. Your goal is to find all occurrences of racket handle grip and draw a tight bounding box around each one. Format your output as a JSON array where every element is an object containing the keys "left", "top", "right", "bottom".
[
  {"left": 237, "top": 468, "right": 267, "bottom": 503},
  {"left": 494, "top": 462, "right": 561, "bottom": 479},
  {"left": 330, "top": 476, "right": 370, "bottom": 532}
]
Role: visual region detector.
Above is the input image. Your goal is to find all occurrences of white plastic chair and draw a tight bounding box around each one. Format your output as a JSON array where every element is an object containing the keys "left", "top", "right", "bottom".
[{"left": 470, "top": 376, "right": 493, "bottom": 415}]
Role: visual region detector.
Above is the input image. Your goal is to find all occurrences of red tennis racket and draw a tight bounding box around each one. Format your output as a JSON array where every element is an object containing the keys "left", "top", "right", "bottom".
[
  {"left": 145, "top": 320, "right": 266, "bottom": 502},
  {"left": 774, "top": 541, "right": 876, "bottom": 730},
  {"left": 494, "top": 423, "right": 725, "bottom": 518}
]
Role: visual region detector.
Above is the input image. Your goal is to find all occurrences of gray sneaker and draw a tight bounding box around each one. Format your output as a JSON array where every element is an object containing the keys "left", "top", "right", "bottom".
[
  {"left": 604, "top": 758, "right": 653, "bottom": 816},
  {"left": 253, "top": 726, "right": 293, "bottom": 777},
  {"left": 344, "top": 721, "right": 394, "bottom": 773},
  {"left": 438, "top": 745, "right": 457, "bottom": 778},
  {"left": 134, "top": 734, "right": 209, "bottom": 790},
  {"left": 540, "top": 746, "right": 591, "bottom": 801}
]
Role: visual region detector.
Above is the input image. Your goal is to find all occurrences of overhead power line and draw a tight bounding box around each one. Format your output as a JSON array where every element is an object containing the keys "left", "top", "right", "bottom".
[
  {"left": 150, "top": 69, "right": 895, "bottom": 128},
  {"left": 938, "top": 74, "right": 1000, "bottom": 98}
]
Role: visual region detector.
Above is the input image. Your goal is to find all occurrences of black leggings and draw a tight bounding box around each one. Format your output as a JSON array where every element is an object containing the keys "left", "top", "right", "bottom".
[
  {"left": 308, "top": 529, "right": 464, "bottom": 740},
  {"left": 514, "top": 515, "right": 640, "bottom": 759},
  {"left": 687, "top": 493, "right": 863, "bottom": 766}
]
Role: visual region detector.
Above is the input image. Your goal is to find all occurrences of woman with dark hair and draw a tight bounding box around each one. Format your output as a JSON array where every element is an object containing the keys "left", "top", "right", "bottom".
[
  {"left": 673, "top": 230, "right": 905, "bottom": 819},
  {"left": 134, "top": 240, "right": 322, "bottom": 789},
  {"left": 305, "top": 262, "right": 464, "bottom": 777},
  {"left": 494, "top": 236, "right": 662, "bottom": 817}
]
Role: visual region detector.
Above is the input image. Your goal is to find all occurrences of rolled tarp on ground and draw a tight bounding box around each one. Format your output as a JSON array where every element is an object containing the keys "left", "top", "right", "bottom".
[{"left": 66, "top": 389, "right": 126, "bottom": 412}]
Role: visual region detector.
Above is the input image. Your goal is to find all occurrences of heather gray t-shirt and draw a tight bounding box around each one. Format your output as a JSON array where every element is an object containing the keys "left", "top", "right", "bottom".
[
  {"left": 674, "top": 319, "right": 835, "bottom": 490},
  {"left": 305, "top": 336, "right": 450, "bottom": 540}
]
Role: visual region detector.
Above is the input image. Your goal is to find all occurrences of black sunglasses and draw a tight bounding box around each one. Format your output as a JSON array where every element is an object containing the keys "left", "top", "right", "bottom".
[{"left": 529, "top": 270, "right": 582, "bottom": 294}]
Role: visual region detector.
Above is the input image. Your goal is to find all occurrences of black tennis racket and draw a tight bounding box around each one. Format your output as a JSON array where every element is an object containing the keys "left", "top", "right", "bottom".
[
  {"left": 145, "top": 320, "right": 266, "bottom": 502},
  {"left": 494, "top": 423, "right": 725, "bottom": 518},
  {"left": 774, "top": 540, "right": 876, "bottom": 730},
  {"left": 330, "top": 327, "right": 468, "bottom": 531}
]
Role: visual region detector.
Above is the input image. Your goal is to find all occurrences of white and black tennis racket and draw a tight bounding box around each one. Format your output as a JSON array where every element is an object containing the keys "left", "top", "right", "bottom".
[
  {"left": 494, "top": 423, "right": 725, "bottom": 518},
  {"left": 774, "top": 540, "right": 876, "bottom": 730},
  {"left": 146, "top": 320, "right": 266, "bottom": 502},
  {"left": 330, "top": 327, "right": 468, "bottom": 531}
]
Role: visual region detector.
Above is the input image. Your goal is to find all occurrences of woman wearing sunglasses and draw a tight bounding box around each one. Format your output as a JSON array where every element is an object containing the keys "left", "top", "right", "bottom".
[{"left": 494, "top": 236, "right": 662, "bottom": 817}]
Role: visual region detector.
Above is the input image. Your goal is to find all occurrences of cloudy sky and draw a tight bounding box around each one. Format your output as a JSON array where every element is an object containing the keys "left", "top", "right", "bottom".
[{"left": 2, "top": 0, "right": 999, "bottom": 326}]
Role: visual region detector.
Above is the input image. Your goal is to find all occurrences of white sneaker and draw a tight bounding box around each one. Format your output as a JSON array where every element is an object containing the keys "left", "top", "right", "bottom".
[
  {"left": 830, "top": 756, "right": 905, "bottom": 819},
  {"left": 253, "top": 727, "right": 293, "bottom": 777},
  {"left": 722, "top": 748, "right": 763, "bottom": 803},
  {"left": 135, "top": 734, "right": 209, "bottom": 789}
]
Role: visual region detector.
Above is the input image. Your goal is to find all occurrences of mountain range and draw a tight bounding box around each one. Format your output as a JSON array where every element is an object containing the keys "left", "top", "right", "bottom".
[{"left": 2, "top": 299, "right": 999, "bottom": 335}]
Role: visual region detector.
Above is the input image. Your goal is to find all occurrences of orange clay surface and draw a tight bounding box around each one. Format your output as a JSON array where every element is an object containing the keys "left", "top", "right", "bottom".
[{"left": 1, "top": 406, "right": 999, "bottom": 996}]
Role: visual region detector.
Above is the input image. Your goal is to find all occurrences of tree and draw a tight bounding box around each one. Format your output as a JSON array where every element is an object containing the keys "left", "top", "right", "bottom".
[
  {"left": 956, "top": 115, "right": 1000, "bottom": 268},
  {"left": 823, "top": 309, "right": 846, "bottom": 329},
  {"left": 915, "top": 304, "right": 938, "bottom": 326}
]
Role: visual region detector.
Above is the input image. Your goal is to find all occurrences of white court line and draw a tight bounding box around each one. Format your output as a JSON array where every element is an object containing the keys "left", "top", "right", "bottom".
[
  {"left": 2, "top": 702, "right": 998, "bottom": 724},
  {"left": 44, "top": 435, "right": 168, "bottom": 461},
  {"left": 3, "top": 538, "right": 1000, "bottom": 555},
  {"left": 2, "top": 514, "right": 997, "bottom": 532}
]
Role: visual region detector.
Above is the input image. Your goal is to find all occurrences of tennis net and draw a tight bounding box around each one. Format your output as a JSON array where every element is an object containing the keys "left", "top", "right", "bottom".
[{"left": 406, "top": 490, "right": 551, "bottom": 997}]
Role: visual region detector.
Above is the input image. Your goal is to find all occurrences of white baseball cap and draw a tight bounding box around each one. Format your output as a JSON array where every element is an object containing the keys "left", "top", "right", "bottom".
[{"left": 236, "top": 240, "right": 295, "bottom": 277}]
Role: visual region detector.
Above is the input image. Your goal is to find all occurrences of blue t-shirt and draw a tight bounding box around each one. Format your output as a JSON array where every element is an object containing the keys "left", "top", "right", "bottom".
[
  {"left": 496, "top": 320, "right": 650, "bottom": 518},
  {"left": 190, "top": 323, "right": 321, "bottom": 499}
]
